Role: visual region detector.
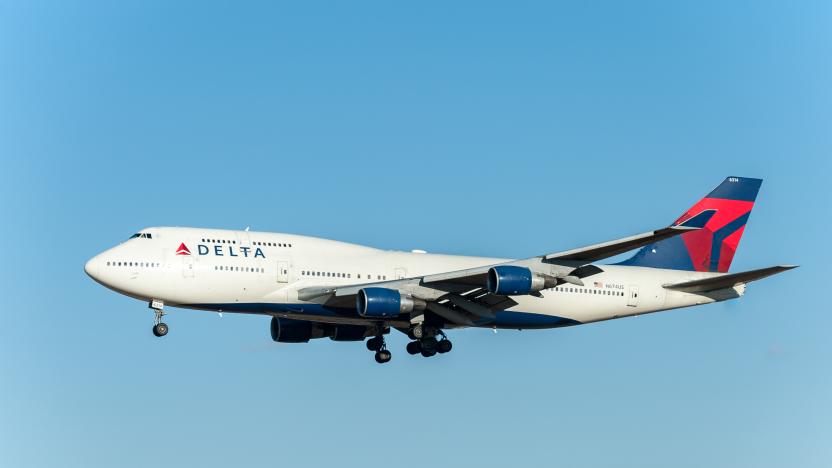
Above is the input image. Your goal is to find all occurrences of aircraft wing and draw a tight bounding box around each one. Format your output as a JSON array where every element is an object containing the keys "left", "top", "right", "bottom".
[
  {"left": 543, "top": 209, "right": 716, "bottom": 263},
  {"left": 662, "top": 265, "right": 797, "bottom": 293},
  {"left": 295, "top": 210, "right": 714, "bottom": 326}
]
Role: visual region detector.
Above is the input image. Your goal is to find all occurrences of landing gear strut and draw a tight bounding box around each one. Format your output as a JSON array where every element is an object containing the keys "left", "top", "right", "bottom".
[
  {"left": 150, "top": 300, "right": 168, "bottom": 337},
  {"left": 366, "top": 334, "right": 391, "bottom": 364}
]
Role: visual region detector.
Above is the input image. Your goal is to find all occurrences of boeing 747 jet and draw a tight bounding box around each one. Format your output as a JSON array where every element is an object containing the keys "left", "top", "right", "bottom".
[{"left": 85, "top": 177, "right": 795, "bottom": 364}]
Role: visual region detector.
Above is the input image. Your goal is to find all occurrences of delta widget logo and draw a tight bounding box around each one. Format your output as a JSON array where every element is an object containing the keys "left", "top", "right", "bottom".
[{"left": 174, "top": 242, "right": 266, "bottom": 258}]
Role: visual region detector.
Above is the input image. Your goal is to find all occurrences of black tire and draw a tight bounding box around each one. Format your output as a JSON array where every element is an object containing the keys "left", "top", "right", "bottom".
[
  {"left": 375, "top": 350, "right": 392, "bottom": 364},
  {"left": 437, "top": 339, "right": 452, "bottom": 354},
  {"left": 420, "top": 336, "right": 437, "bottom": 353},
  {"left": 406, "top": 341, "right": 421, "bottom": 355},
  {"left": 412, "top": 325, "right": 424, "bottom": 339},
  {"left": 420, "top": 349, "right": 436, "bottom": 358},
  {"left": 366, "top": 337, "right": 382, "bottom": 351},
  {"left": 153, "top": 323, "right": 168, "bottom": 337}
]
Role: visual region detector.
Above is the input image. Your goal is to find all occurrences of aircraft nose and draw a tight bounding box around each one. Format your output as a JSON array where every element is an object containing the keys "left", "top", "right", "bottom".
[{"left": 84, "top": 255, "right": 101, "bottom": 280}]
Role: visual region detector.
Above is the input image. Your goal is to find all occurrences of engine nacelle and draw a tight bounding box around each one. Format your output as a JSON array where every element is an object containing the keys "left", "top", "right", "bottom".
[
  {"left": 270, "top": 317, "right": 327, "bottom": 343},
  {"left": 487, "top": 266, "right": 554, "bottom": 295},
  {"left": 330, "top": 324, "right": 371, "bottom": 342},
  {"left": 356, "top": 288, "right": 426, "bottom": 317}
]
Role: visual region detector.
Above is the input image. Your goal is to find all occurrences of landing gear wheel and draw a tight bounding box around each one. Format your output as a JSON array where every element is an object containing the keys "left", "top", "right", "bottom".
[
  {"left": 366, "top": 336, "right": 383, "bottom": 351},
  {"left": 152, "top": 322, "right": 168, "bottom": 337},
  {"left": 411, "top": 325, "right": 424, "bottom": 339},
  {"left": 420, "top": 349, "right": 437, "bottom": 358},
  {"left": 406, "top": 341, "right": 421, "bottom": 355},
  {"left": 437, "top": 339, "right": 452, "bottom": 354},
  {"left": 374, "top": 350, "right": 392, "bottom": 364},
  {"left": 420, "top": 336, "right": 438, "bottom": 353}
]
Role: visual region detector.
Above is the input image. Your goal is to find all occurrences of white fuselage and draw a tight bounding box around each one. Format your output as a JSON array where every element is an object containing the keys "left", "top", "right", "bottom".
[{"left": 85, "top": 227, "right": 738, "bottom": 329}]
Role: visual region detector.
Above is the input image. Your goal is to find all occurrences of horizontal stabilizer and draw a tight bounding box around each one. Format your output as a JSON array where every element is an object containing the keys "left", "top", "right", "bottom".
[{"left": 663, "top": 265, "right": 797, "bottom": 293}]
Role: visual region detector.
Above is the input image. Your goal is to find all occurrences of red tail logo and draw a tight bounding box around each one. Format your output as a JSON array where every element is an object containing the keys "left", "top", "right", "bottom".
[{"left": 175, "top": 243, "right": 191, "bottom": 256}]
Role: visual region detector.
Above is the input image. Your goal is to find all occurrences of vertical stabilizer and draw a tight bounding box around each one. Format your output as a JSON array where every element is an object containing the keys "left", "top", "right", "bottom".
[{"left": 617, "top": 177, "right": 762, "bottom": 272}]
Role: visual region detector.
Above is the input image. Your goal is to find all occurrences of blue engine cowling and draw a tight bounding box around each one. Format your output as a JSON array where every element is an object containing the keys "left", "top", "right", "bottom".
[
  {"left": 357, "top": 288, "right": 412, "bottom": 317},
  {"left": 270, "top": 317, "right": 314, "bottom": 343},
  {"left": 487, "top": 265, "right": 535, "bottom": 295},
  {"left": 357, "top": 288, "right": 402, "bottom": 317}
]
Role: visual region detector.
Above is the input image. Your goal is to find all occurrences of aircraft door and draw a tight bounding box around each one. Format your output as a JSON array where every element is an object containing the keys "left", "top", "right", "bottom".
[
  {"left": 277, "top": 260, "right": 289, "bottom": 283},
  {"left": 627, "top": 285, "right": 639, "bottom": 307},
  {"left": 236, "top": 231, "right": 252, "bottom": 252},
  {"left": 182, "top": 256, "right": 195, "bottom": 278},
  {"left": 395, "top": 268, "right": 407, "bottom": 280}
]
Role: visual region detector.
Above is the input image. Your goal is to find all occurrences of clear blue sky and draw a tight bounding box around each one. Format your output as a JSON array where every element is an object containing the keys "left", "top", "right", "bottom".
[{"left": 1, "top": 1, "right": 829, "bottom": 467}]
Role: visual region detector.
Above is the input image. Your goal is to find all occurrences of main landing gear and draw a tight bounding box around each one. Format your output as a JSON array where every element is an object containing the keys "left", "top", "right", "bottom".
[
  {"left": 406, "top": 327, "right": 452, "bottom": 358},
  {"left": 150, "top": 300, "right": 168, "bottom": 337},
  {"left": 366, "top": 335, "right": 392, "bottom": 364}
]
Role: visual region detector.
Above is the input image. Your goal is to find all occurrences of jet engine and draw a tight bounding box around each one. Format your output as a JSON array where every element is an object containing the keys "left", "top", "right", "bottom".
[
  {"left": 486, "top": 265, "right": 556, "bottom": 295},
  {"left": 270, "top": 317, "right": 327, "bottom": 343},
  {"left": 356, "top": 287, "right": 426, "bottom": 317},
  {"left": 329, "top": 324, "right": 371, "bottom": 341}
]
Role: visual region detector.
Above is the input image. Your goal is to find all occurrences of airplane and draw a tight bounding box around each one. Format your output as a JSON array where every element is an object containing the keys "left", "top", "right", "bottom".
[{"left": 85, "top": 176, "right": 796, "bottom": 364}]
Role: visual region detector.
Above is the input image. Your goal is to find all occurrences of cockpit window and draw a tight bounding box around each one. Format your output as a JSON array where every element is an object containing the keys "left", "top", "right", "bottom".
[{"left": 129, "top": 233, "right": 153, "bottom": 239}]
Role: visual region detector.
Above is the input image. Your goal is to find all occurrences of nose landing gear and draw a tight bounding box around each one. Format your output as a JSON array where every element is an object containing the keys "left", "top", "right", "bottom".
[
  {"left": 150, "top": 300, "right": 168, "bottom": 337},
  {"left": 152, "top": 322, "right": 168, "bottom": 337}
]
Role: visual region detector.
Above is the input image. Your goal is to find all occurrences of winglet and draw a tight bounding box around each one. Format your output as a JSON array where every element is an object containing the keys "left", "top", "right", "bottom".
[{"left": 673, "top": 209, "right": 717, "bottom": 230}]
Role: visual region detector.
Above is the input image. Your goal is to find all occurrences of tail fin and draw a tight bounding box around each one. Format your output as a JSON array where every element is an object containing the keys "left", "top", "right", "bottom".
[{"left": 618, "top": 176, "right": 762, "bottom": 272}]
